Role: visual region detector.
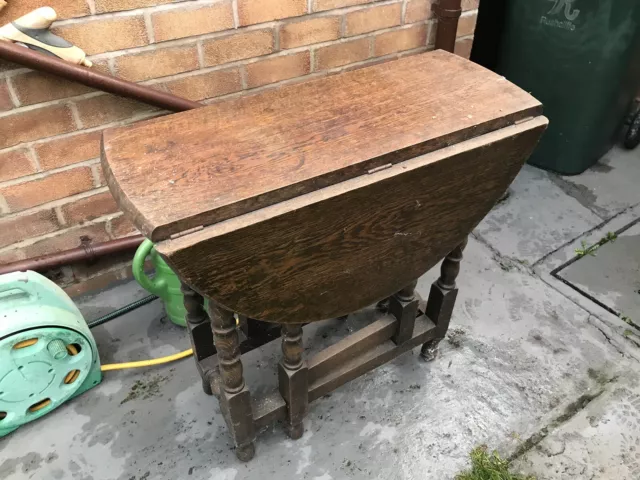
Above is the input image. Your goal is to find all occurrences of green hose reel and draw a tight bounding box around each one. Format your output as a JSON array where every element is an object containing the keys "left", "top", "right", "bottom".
[{"left": 0, "top": 271, "right": 102, "bottom": 438}]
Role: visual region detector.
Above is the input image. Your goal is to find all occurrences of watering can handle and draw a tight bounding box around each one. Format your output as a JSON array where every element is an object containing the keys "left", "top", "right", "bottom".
[{"left": 132, "top": 239, "right": 165, "bottom": 296}]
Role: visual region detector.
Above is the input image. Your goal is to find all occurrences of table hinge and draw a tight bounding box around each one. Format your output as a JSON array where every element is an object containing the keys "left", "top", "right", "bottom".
[
  {"left": 170, "top": 225, "right": 204, "bottom": 239},
  {"left": 368, "top": 163, "right": 393, "bottom": 174},
  {"left": 514, "top": 115, "right": 536, "bottom": 125}
]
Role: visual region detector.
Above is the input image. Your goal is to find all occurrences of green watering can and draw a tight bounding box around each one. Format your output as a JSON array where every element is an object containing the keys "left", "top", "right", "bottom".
[{"left": 133, "top": 239, "right": 187, "bottom": 327}]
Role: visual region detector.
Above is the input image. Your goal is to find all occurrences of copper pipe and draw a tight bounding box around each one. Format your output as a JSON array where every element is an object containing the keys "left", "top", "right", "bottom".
[
  {"left": 434, "top": 0, "right": 462, "bottom": 53},
  {"left": 0, "top": 41, "right": 201, "bottom": 112},
  {"left": 0, "top": 235, "right": 144, "bottom": 275}
]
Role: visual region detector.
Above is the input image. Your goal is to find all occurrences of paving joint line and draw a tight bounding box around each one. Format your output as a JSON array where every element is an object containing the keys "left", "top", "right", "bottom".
[
  {"left": 507, "top": 378, "right": 616, "bottom": 462},
  {"left": 532, "top": 202, "right": 640, "bottom": 269}
]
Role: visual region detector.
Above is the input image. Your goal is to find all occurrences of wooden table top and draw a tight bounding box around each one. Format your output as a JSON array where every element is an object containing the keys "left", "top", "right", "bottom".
[{"left": 102, "top": 50, "right": 541, "bottom": 242}]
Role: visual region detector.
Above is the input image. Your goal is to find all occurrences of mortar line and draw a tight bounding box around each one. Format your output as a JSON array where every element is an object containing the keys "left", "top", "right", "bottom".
[
  {"left": 68, "top": 102, "right": 84, "bottom": 129},
  {"left": 459, "top": 9, "right": 478, "bottom": 19},
  {"left": 90, "top": 164, "right": 103, "bottom": 187},
  {"left": 238, "top": 65, "right": 248, "bottom": 89},
  {"left": 231, "top": 0, "right": 240, "bottom": 28},
  {"left": 144, "top": 10, "right": 156, "bottom": 44},
  {"left": 0, "top": 21, "right": 420, "bottom": 122},
  {"left": 309, "top": 49, "right": 316, "bottom": 72},
  {"left": 0, "top": 187, "right": 110, "bottom": 222},
  {"left": 54, "top": 206, "right": 67, "bottom": 226},
  {"left": 53, "top": 0, "right": 231, "bottom": 27},
  {"left": 0, "top": 212, "right": 123, "bottom": 253},
  {"left": 0, "top": 161, "right": 101, "bottom": 191},
  {"left": 0, "top": 195, "right": 9, "bottom": 214},
  {"left": 0, "top": 91, "right": 102, "bottom": 119},
  {"left": 0, "top": 3, "right": 388, "bottom": 79},
  {"left": 0, "top": 110, "right": 160, "bottom": 157},
  {"left": 274, "top": 25, "right": 281, "bottom": 51},
  {"left": 0, "top": 125, "right": 105, "bottom": 158},
  {"left": 196, "top": 40, "right": 205, "bottom": 68},
  {"left": 5, "top": 77, "right": 21, "bottom": 107},
  {"left": 25, "top": 146, "right": 42, "bottom": 172},
  {"left": 107, "top": 57, "right": 118, "bottom": 75},
  {"left": 86, "top": 0, "right": 96, "bottom": 15}
]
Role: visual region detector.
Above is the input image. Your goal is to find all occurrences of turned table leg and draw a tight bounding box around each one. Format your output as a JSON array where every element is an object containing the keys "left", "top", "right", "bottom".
[
  {"left": 279, "top": 324, "right": 308, "bottom": 440},
  {"left": 420, "top": 237, "right": 468, "bottom": 361},
  {"left": 208, "top": 302, "right": 256, "bottom": 461},
  {"left": 181, "top": 282, "right": 216, "bottom": 395},
  {"left": 389, "top": 280, "right": 419, "bottom": 345}
]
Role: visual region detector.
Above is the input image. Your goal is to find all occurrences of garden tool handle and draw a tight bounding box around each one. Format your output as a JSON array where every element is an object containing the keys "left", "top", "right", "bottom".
[
  {"left": 0, "top": 7, "right": 92, "bottom": 66},
  {"left": 132, "top": 239, "right": 165, "bottom": 296},
  {"left": 10, "top": 7, "right": 56, "bottom": 29}
]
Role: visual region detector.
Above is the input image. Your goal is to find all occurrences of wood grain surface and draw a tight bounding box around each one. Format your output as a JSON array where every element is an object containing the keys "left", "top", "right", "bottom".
[
  {"left": 156, "top": 118, "right": 548, "bottom": 324},
  {"left": 102, "top": 50, "right": 542, "bottom": 242}
]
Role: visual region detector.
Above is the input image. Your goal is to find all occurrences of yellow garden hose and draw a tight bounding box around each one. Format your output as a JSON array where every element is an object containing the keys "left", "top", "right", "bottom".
[
  {"left": 98, "top": 316, "right": 239, "bottom": 371},
  {"left": 62, "top": 341, "right": 193, "bottom": 372},
  {"left": 100, "top": 349, "right": 193, "bottom": 372}
]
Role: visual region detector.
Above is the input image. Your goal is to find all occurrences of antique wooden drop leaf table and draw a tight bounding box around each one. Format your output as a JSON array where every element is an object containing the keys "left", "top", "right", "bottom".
[{"left": 101, "top": 50, "right": 547, "bottom": 461}]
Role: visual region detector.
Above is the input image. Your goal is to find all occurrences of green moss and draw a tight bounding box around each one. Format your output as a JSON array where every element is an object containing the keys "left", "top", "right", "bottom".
[
  {"left": 554, "top": 392, "right": 602, "bottom": 425},
  {"left": 455, "top": 446, "right": 536, "bottom": 480},
  {"left": 587, "top": 368, "right": 609, "bottom": 386}
]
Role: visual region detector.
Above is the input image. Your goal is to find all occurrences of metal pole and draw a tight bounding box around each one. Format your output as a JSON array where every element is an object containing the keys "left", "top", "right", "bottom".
[
  {"left": 0, "top": 235, "right": 144, "bottom": 275},
  {"left": 0, "top": 41, "right": 202, "bottom": 112}
]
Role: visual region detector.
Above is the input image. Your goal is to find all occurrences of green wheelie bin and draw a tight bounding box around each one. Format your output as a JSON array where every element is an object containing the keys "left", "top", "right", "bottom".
[{"left": 496, "top": 0, "right": 640, "bottom": 174}]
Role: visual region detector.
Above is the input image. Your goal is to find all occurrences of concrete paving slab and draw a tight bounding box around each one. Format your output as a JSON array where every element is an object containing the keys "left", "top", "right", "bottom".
[
  {"left": 534, "top": 204, "right": 640, "bottom": 361},
  {"left": 0, "top": 237, "right": 624, "bottom": 480},
  {"left": 558, "top": 220, "right": 640, "bottom": 321},
  {"left": 548, "top": 147, "right": 640, "bottom": 220},
  {"left": 514, "top": 370, "right": 640, "bottom": 480},
  {"left": 475, "top": 165, "right": 602, "bottom": 265}
]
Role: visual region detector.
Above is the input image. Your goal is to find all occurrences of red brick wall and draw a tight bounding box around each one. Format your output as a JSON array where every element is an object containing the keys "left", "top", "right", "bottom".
[{"left": 0, "top": 0, "right": 478, "bottom": 295}]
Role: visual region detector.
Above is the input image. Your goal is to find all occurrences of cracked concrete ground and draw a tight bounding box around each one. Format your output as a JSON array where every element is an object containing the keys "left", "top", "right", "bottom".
[{"left": 1, "top": 147, "right": 639, "bottom": 480}]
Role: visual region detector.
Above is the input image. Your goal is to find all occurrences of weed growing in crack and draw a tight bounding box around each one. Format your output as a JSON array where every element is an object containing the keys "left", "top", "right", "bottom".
[
  {"left": 621, "top": 315, "right": 634, "bottom": 325},
  {"left": 575, "top": 240, "right": 595, "bottom": 257},
  {"left": 619, "top": 314, "right": 640, "bottom": 339},
  {"left": 575, "top": 232, "right": 617, "bottom": 258},
  {"left": 455, "top": 446, "right": 536, "bottom": 480}
]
